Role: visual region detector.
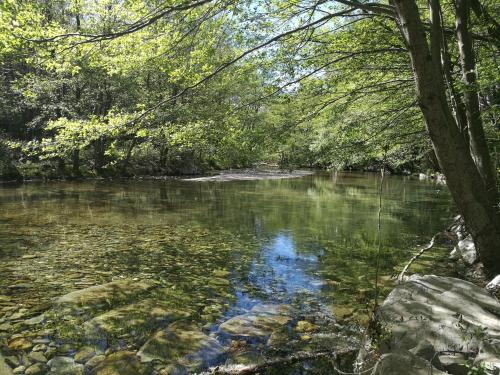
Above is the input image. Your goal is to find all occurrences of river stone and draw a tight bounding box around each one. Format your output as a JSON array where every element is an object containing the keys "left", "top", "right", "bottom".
[
  {"left": 83, "top": 299, "right": 190, "bottom": 338},
  {"left": 378, "top": 275, "right": 500, "bottom": 370},
  {"left": 13, "top": 366, "right": 25, "bottom": 374},
  {"left": 89, "top": 351, "right": 147, "bottom": 375},
  {"left": 0, "top": 353, "right": 14, "bottom": 375},
  {"left": 295, "top": 320, "right": 318, "bottom": 333},
  {"left": 218, "top": 304, "right": 293, "bottom": 340},
  {"left": 74, "top": 346, "right": 100, "bottom": 364},
  {"left": 4, "top": 356, "right": 18, "bottom": 368},
  {"left": 137, "top": 322, "right": 224, "bottom": 370},
  {"left": 371, "top": 350, "right": 447, "bottom": 375},
  {"left": 24, "top": 315, "right": 45, "bottom": 326},
  {"left": 8, "top": 337, "right": 33, "bottom": 351},
  {"left": 24, "top": 363, "right": 47, "bottom": 375},
  {"left": 55, "top": 279, "right": 158, "bottom": 309},
  {"left": 47, "top": 356, "right": 84, "bottom": 375},
  {"left": 84, "top": 354, "right": 106, "bottom": 370},
  {"left": 486, "top": 275, "right": 500, "bottom": 294},
  {"left": 455, "top": 235, "right": 477, "bottom": 265},
  {"left": 28, "top": 351, "right": 47, "bottom": 363}
]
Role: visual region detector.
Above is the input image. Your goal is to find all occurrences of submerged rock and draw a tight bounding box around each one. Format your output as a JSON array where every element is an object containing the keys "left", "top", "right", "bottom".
[
  {"left": 218, "top": 304, "right": 293, "bottom": 340},
  {"left": 47, "top": 356, "right": 84, "bottom": 375},
  {"left": 137, "top": 322, "right": 224, "bottom": 371},
  {"left": 89, "top": 351, "right": 147, "bottom": 375},
  {"left": 74, "top": 346, "right": 100, "bottom": 364},
  {"left": 378, "top": 275, "right": 500, "bottom": 373},
  {"left": 55, "top": 279, "right": 158, "bottom": 310},
  {"left": 83, "top": 299, "right": 190, "bottom": 339},
  {"left": 24, "top": 363, "right": 48, "bottom": 375},
  {"left": 0, "top": 353, "right": 14, "bottom": 375},
  {"left": 7, "top": 337, "right": 33, "bottom": 351}
]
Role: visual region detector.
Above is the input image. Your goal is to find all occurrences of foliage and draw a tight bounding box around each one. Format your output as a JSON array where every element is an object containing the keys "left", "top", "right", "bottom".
[{"left": 0, "top": 0, "right": 498, "bottom": 178}]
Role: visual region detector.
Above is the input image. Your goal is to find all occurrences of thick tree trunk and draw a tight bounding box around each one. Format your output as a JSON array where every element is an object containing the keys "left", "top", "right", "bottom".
[
  {"left": 455, "top": 0, "right": 498, "bottom": 202},
  {"left": 392, "top": 0, "right": 500, "bottom": 275}
]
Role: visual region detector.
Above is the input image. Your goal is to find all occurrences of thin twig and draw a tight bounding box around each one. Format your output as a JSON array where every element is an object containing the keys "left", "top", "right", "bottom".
[
  {"left": 374, "top": 163, "right": 385, "bottom": 308},
  {"left": 397, "top": 232, "right": 441, "bottom": 283}
]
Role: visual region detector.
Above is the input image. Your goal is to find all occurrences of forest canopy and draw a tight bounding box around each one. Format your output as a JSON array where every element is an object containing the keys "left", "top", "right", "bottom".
[{"left": 2, "top": 0, "right": 496, "bottom": 179}]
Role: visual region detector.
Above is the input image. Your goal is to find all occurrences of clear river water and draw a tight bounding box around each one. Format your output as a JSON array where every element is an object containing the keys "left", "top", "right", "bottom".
[{"left": 0, "top": 172, "right": 454, "bottom": 374}]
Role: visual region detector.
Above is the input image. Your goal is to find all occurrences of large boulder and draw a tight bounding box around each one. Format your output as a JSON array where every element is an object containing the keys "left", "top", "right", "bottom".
[
  {"left": 55, "top": 279, "right": 158, "bottom": 310},
  {"left": 83, "top": 299, "right": 190, "bottom": 339},
  {"left": 378, "top": 275, "right": 500, "bottom": 373},
  {"left": 218, "top": 304, "right": 293, "bottom": 340},
  {"left": 137, "top": 322, "right": 225, "bottom": 371}
]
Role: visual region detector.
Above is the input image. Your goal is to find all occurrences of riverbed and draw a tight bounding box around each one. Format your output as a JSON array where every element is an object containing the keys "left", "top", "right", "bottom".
[{"left": 0, "top": 172, "right": 453, "bottom": 374}]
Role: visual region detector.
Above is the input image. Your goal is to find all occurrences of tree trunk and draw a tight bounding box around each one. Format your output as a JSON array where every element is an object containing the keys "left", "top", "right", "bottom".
[
  {"left": 72, "top": 149, "right": 81, "bottom": 177},
  {"left": 455, "top": 0, "right": 498, "bottom": 202},
  {"left": 93, "top": 138, "right": 106, "bottom": 176},
  {"left": 437, "top": 5, "right": 468, "bottom": 138},
  {"left": 392, "top": 0, "right": 500, "bottom": 275},
  {"left": 121, "top": 139, "right": 136, "bottom": 175}
]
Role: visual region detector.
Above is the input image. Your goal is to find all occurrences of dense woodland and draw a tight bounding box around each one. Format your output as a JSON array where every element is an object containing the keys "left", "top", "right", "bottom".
[{"left": 0, "top": 0, "right": 499, "bottom": 272}]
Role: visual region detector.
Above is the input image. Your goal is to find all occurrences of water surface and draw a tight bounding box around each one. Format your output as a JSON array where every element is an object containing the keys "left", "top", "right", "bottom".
[{"left": 0, "top": 172, "right": 453, "bottom": 373}]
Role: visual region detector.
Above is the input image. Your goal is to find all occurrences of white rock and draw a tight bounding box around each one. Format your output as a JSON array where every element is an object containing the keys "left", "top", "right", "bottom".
[
  {"left": 457, "top": 235, "right": 477, "bottom": 265},
  {"left": 486, "top": 275, "right": 500, "bottom": 293},
  {"left": 378, "top": 275, "right": 500, "bottom": 370},
  {"left": 418, "top": 173, "right": 428, "bottom": 180}
]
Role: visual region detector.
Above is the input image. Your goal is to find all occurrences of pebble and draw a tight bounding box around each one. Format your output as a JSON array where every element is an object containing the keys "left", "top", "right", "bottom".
[
  {"left": 29, "top": 351, "right": 47, "bottom": 363},
  {"left": 5, "top": 356, "right": 19, "bottom": 367},
  {"left": 25, "top": 362, "right": 47, "bottom": 375},
  {"left": 32, "top": 344, "right": 47, "bottom": 352},
  {"left": 74, "top": 346, "right": 98, "bottom": 364},
  {"left": 84, "top": 354, "right": 105, "bottom": 369},
  {"left": 24, "top": 315, "right": 45, "bottom": 326},
  {"left": 8, "top": 337, "right": 33, "bottom": 351},
  {"left": 13, "top": 366, "right": 26, "bottom": 374}
]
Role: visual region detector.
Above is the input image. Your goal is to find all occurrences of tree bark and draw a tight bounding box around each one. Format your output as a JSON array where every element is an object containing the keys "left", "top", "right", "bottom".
[
  {"left": 455, "top": 0, "right": 498, "bottom": 202},
  {"left": 72, "top": 149, "right": 81, "bottom": 177},
  {"left": 436, "top": 5, "right": 469, "bottom": 138},
  {"left": 391, "top": 0, "right": 500, "bottom": 275}
]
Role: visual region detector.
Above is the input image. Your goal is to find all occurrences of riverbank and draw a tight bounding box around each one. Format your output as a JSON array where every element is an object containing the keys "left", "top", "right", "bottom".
[
  {"left": 182, "top": 169, "right": 314, "bottom": 182},
  {"left": 0, "top": 169, "right": 316, "bottom": 184},
  {"left": 366, "top": 218, "right": 500, "bottom": 375}
]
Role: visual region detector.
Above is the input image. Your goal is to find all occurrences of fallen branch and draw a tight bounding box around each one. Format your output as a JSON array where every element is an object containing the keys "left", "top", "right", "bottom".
[
  {"left": 202, "top": 349, "right": 353, "bottom": 375},
  {"left": 397, "top": 232, "right": 441, "bottom": 283}
]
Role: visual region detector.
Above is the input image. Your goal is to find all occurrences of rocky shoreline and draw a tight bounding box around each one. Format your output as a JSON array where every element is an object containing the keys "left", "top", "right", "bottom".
[{"left": 365, "top": 217, "right": 500, "bottom": 375}]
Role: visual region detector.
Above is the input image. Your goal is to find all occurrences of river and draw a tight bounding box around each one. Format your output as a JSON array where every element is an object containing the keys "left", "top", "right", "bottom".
[{"left": 0, "top": 172, "right": 453, "bottom": 374}]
